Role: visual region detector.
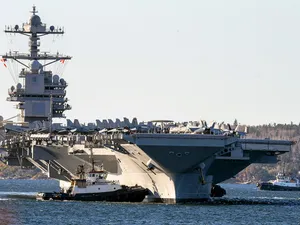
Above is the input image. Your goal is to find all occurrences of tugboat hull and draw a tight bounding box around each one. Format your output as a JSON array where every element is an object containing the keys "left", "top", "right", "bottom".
[
  {"left": 37, "top": 186, "right": 148, "bottom": 202},
  {"left": 257, "top": 182, "right": 300, "bottom": 191}
]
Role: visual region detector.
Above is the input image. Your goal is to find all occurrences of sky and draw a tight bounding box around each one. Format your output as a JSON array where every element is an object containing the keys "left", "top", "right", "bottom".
[{"left": 0, "top": 0, "right": 300, "bottom": 126}]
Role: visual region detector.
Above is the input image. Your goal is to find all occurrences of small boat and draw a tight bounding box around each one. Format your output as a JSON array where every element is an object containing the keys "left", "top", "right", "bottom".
[
  {"left": 257, "top": 173, "right": 300, "bottom": 191},
  {"left": 37, "top": 164, "right": 148, "bottom": 202}
]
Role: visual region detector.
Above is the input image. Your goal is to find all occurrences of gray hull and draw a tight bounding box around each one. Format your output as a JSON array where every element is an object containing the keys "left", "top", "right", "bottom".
[{"left": 1, "top": 133, "right": 292, "bottom": 203}]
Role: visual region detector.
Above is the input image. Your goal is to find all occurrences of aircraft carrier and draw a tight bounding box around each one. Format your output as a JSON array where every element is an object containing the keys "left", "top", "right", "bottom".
[{"left": 0, "top": 6, "right": 293, "bottom": 203}]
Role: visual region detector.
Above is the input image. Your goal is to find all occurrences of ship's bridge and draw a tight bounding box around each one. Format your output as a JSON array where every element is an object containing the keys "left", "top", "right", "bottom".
[{"left": 1, "top": 6, "right": 72, "bottom": 123}]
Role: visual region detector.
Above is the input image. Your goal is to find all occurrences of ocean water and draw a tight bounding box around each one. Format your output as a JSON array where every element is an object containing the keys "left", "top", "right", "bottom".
[{"left": 0, "top": 180, "right": 300, "bottom": 225}]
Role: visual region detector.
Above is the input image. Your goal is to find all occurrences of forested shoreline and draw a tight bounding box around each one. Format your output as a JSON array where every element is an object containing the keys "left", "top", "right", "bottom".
[
  {"left": 0, "top": 161, "right": 47, "bottom": 179},
  {"left": 235, "top": 122, "right": 300, "bottom": 183}
]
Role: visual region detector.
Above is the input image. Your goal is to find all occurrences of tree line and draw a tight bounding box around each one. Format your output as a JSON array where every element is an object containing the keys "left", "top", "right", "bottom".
[{"left": 236, "top": 122, "right": 300, "bottom": 182}]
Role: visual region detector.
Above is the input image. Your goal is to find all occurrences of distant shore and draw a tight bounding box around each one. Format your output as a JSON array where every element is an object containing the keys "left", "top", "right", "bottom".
[{"left": 0, "top": 161, "right": 48, "bottom": 180}]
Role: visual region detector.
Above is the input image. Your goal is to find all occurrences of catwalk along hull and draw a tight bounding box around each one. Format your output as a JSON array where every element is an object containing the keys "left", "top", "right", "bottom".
[
  {"left": 32, "top": 145, "right": 212, "bottom": 203},
  {"left": 2, "top": 133, "right": 292, "bottom": 203}
]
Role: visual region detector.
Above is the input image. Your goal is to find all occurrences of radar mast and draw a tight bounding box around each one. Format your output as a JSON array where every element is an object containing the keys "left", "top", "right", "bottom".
[{"left": 1, "top": 6, "right": 72, "bottom": 123}]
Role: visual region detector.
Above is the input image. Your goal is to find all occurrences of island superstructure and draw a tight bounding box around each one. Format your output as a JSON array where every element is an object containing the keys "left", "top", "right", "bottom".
[
  {"left": 2, "top": 6, "right": 71, "bottom": 123},
  {"left": 0, "top": 6, "right": 294, "bottom": 203}
]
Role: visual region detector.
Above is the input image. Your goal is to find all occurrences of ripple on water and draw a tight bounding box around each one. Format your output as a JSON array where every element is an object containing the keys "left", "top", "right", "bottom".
[{"left": 0, "top": 181, "right": 300, "bottom": 224}]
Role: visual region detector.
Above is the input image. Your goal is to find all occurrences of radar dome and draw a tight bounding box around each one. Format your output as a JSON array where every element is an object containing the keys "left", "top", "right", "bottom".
[
  {"left": 31, "top": 60, "right": 42, "bottom": 71},
  {"left": 29, "top": 15, "right": 42, "bottom": 26},
  {"left": 60, "top": 78, "right": 65, "bottom": 85},
  {"left": 16, "top": 83, "right": 22, "bottom": 89},
  {"left": 53, "top": 75, "right": 60, "bottom": 84}
]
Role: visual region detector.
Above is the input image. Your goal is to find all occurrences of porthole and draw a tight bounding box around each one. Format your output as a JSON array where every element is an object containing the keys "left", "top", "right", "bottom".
[
  {"left": 185, "top": 152, "right": 190, "bottom": 155},
  {"left": 169, "top": 151, "right": 174, "bottom": 155},
  {"left": 176, "top": 153, "right": 182, "bottom": 157}
]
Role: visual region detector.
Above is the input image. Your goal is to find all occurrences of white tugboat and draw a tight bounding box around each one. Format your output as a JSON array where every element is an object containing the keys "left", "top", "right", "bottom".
[
  {"left": 37, "top": 159, "right": 148, "bottom": 202},
  {"left": 257, "top": 173, "right": 300, "bottom": 191}
]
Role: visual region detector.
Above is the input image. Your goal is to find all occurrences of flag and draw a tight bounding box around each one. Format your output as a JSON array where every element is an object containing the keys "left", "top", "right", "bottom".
[
  {"left": 3, "top": 63, "right": 7, "bottom": 68},
  {"left": 60, "top": 59, "right": 65, "bottom": 64}
]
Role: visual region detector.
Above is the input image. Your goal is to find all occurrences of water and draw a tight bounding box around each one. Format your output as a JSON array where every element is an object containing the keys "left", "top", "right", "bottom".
[{"left": 0, "top": 180, "right": 300, "bottom": 225}]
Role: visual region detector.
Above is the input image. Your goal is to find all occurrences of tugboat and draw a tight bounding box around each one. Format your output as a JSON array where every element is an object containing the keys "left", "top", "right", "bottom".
[
  {"left": 37, "top": 159, "right": 148, "bottom": 202},
  {"left": 257, "top": 173, "right": 300, "bottom": 191}
]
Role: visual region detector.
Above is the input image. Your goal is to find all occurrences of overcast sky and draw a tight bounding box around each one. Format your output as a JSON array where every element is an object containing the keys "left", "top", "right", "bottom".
[{"left": 0, "top": 0, "right": 300, "bottom": 125}]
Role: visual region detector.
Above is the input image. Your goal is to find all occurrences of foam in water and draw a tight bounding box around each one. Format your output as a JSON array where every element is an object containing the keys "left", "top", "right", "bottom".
[{"left": 0, "top": 191, "right": 36, "bottom": 199}]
